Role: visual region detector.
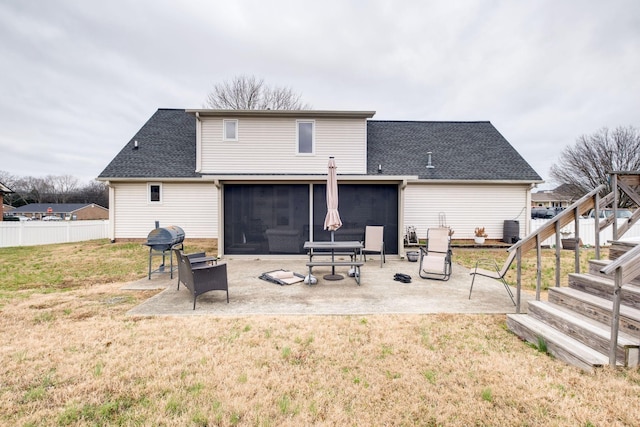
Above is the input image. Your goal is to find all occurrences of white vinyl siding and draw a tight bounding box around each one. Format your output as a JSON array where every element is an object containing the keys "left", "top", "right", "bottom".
[
  {"left": 112, "top": 182, "right": 218, "bottom": 239},
  {"left": 403, "top": 183, "right": 530, "bottom": 240},
  {"left": 200, "top": 117, "right": 367, "bottom": 174}
]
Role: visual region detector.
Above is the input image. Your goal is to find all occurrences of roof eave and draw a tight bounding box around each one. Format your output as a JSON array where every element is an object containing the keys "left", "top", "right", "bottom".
[
  {"left": 186, "top": 109, "right": 376, "bottom": 119},
  {"left": 408, "top": 178, "right": 545, "bottom": 185}
]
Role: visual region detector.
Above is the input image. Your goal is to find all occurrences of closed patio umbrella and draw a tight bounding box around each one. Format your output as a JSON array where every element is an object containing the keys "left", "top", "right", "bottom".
[
  {"left": 324, "top": 157, "right": 342, "bottom": 239},
  {"left": 323, "top": 157, "right": 343, "bottom": 280}
]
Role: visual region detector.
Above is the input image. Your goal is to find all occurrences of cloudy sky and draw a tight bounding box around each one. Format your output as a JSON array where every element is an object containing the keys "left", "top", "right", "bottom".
[{"left": 1, "top": 0, "right": 639, "bottom": 187}]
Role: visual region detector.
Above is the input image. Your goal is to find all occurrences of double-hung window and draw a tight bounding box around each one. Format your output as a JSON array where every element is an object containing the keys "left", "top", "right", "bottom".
[
  {"left": 297, "top": 120, "right": 314, "bottom": 154},
  {"left": 223, "top": 119, "right": 238, "bottom": 141}
]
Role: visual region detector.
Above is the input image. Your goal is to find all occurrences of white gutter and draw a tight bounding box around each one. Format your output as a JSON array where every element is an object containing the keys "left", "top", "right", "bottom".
[{"left": 195, "top": 112, "right": 202, "bottom": 173}]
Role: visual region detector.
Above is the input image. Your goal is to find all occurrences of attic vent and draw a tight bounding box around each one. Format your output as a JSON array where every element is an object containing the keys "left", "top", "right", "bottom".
[{"left": 426, "top": 152, "right": 435, "bottom": 169}]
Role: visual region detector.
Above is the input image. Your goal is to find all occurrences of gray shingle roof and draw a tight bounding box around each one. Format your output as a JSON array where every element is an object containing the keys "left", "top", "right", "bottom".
[
  {"left": 367, "top": 121, "right": 542, "bottom": 181},
  {"left": 99, "top": 110, "right": 542, "bottom": 182},
  {"left": 99, "top": 109, "right": 199, "bottom": 179},
  {"left": 12, "top": 203, "right": 105, "bottom": 214}
]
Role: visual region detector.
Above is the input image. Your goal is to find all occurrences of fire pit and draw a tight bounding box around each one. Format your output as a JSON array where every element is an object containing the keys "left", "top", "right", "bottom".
[{"left": 144, "top": 225, "right": 185, "bottom": 279}]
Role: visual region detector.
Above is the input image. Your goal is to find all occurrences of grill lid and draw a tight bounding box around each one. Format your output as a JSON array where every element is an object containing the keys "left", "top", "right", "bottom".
[{"left": 145, "top": 225, "right": 185, "bottom": 250}]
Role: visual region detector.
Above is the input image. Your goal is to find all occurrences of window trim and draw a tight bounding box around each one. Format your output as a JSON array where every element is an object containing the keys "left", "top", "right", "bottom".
[
  {"left": 148, "top": 183, "right": 162, "bottom": 203},
  {"left": 223, "top": 119, "right": 238, "bottom": 141},
  {"left": 296, "top": 120, "right": 315, "bottom": 155}
]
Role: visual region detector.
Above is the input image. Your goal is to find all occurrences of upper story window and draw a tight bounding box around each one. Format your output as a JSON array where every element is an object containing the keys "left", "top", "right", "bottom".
[
  {"left": 297, "top": 120, "right": 314, "bottom": 154},
  {"left": 223, "top": 119, "right": 238, "bottom": 141},
  {"left": 149, "top": 183, "right": 162, "bottom": 203}
]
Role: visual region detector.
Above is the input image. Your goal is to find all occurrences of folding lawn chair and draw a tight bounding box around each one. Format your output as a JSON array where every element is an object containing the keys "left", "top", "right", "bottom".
[
  {"left": 418, "top": 227, "right": 452, "bottom": 280},
  {"left": 469, "top": 250, "right": 516, "bottom": 305}
]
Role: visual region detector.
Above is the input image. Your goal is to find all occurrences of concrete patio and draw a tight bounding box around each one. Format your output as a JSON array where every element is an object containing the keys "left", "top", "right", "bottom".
[{"left": 123, "top": 255, "right": 532, "bottom": 316}]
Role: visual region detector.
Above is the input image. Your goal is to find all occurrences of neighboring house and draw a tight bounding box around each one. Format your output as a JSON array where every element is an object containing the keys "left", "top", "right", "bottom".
[
  {"left": 532, "top": 184, "right": 575, "bottom": 208},
  {"left": 11, "top": 203, "right": 108, "bottom": 220},
  {"left": 1, "top": 182, "right": 14, "bottom": 221},
  {"left": 98, "top": 109, "right": 543, "bottom": 256}
]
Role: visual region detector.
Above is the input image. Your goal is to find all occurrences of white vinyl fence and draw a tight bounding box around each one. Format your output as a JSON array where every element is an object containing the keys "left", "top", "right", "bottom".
[
  {"left": 531, "top": 218, "right": 640, "bottom": 247},
  {"left": 0, "top": 220, "right": 110, "bottom": 248},
  {"left": 2, "top": 218, "right": 639, "bottom": 249}
]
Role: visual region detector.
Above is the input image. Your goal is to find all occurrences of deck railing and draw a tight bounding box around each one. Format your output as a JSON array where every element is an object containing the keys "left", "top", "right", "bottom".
[
  {"left": 508, "top": 185, "right": 604, "bottom": 311},
  {"left": 507, "top": 173, "right": 640, "bottom": 313},
  {"left": 600, "top": 243, "right": 640, "bottom": 365}
]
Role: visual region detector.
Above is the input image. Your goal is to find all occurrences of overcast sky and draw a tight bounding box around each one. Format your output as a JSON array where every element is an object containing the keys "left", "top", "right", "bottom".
[{"left": 1, "top": 1, "right": 638, "bottom": 188}]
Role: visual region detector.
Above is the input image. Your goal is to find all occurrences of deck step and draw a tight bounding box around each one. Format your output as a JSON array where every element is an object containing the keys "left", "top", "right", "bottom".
[
  {"left": 528, "top": 300, "right": 639, "bottom": 367},
  {"left": 587, "top": 258, "right": 640, "bottom": 286},
  {"left": 507, "top": 314, "right": 611, "bottom": 371},
  {"left": 549, "top": 287, "right": 640, "bottom": 339},
  {"left": 568, "top": 272, "right": 640, "bottom": 310}
]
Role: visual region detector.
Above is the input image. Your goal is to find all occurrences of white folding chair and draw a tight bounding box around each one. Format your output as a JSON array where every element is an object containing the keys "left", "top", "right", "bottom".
[{"left": 360, "top": 225, "right": 385, "bottom": 267}]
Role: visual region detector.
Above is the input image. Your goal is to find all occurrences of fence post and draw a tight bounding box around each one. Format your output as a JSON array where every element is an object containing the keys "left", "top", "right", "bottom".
[
  {"left": 573, "top": 207, "right": 581, "bottom": 273},
  {"left": 612, "top": 174, "right": 619, "bottom": 241},
  {"left": 535, "top": 235, "right": 542, "bottom": 301},
  {"left": 594, "top": 192, "right": 601, "bottom": 259},
  {"left": 555, "top": 221, "right": 561, "bottom": 288},
  {"left": 516, "top": 247, "right": 522, "bottom": 313}
]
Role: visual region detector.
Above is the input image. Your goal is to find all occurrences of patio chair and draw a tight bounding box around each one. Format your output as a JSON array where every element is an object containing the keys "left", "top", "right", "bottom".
[
  {"left": 418, "top": 227, "right": 452, "bottom": 280},
  {"left": 360, "top": 225, "right": 385, "bottom": 267},
  {"left": 176, "top": 251, "right": 228, "bottom": 309},
  {"left": 173, "top": 248, "right": 216, "bottom": 289},
  {"left": 468, "top": 250, "right": 516, "bottom": 305}
]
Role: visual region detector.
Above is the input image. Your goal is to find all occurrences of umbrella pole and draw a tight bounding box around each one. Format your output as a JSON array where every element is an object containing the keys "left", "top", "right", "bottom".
[{"left": 324, "top": 229, "right": 344, "bottom": 281}]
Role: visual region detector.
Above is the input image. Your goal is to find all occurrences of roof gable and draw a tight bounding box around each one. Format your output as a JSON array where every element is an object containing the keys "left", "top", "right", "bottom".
[
  {"left": 99, "top": 109, "right": 198, "bottom": 179},
  {"left": 367, "top": 121, "right": 542, "bottom": 181},
  {"left": 1, "top": 182, "right": 14, "bottom": 193}
]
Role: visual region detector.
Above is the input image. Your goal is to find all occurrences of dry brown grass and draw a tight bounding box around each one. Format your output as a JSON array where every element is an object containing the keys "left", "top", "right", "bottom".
[{"left": 1, "top": 241, "right": 639, "bottom": 426}]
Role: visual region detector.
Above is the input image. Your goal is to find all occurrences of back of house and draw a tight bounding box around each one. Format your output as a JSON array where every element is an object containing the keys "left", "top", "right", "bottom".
[{"left": 98, "top": 108, "right": 542, "bottom": 256}]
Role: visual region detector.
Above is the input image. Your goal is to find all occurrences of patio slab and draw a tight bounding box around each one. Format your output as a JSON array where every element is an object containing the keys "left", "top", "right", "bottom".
[{"left": 123, "top": 257, "right": 532, "bottom": 316}]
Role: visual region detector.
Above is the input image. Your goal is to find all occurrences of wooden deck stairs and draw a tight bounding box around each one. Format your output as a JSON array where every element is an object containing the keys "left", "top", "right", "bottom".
[
  {"left": 505, "top": 173, "right": 640, "bottom": 370},
  {"left": 507, "top": 258, "right": 640, "bottom": 371}
]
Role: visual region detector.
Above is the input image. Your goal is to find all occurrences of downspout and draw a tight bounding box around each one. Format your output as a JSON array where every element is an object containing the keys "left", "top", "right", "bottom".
[
  {"left": 526, "top": 183, "right": 534, "bottom": 235},
  {"left": 107, "top": 182, "right": 116, "bottom": 242},
  {"left": 399, "top": 179, "right": 408, "bottom": 258},
  {"left": 195, "top": 112, "right": 202, "bottom": 173},
  {"left": 215, "top": 179, "right": 223, "bottom": 258}
]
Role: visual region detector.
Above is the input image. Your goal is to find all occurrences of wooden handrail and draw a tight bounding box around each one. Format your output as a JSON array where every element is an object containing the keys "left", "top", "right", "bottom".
[
  {"left": 600, "top": 244, "right": 640, "bottom": 365},
  {"left": 497, "top": 172, "right": 640, "bottom": 365},
  {"left": 509, "top": 185, "right": 605, "bottom": 254},
  {"left": 505, "top": 185, "right": 606, "bottom": 312}
]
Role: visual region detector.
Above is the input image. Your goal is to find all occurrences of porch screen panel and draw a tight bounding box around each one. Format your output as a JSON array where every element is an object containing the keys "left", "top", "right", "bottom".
[
  {"left": 312, "top": 184, "right": 398, "bottom": 254},
  {"left": 224, "top": 184, "right": 309, "bottom": 255}
]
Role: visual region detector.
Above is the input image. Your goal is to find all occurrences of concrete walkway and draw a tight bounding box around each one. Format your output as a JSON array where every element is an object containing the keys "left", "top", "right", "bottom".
[{"left": 123, "top": 257, "right": 531, "bottom": 317}]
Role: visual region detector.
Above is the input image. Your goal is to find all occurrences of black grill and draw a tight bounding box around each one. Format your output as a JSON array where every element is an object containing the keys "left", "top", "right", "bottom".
[
  {"left": 145, "top": 225, "right": 185, "bottom": 251},
  {"left": 145, "top": 225, "right": 185, "bottom": 279}
]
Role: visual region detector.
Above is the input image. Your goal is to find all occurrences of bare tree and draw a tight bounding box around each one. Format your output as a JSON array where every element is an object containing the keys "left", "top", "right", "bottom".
[
  {"left": 77, "top": 181, "right": 108, "bottom": 207},
  {"left": 18, "top": 176, "right": 53, "bottom": 204},
  {"left": 0, "top": 172, "right": 106, "bottom": 207},
  {"left": 550, "top": 126, "right": 640, "bottom": 206},
  {"left": 205, "top": 75, "right": 311, "bottom": 110},
  {"left": 49, "top": 174, "right": 79, "bottom": 203}
]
